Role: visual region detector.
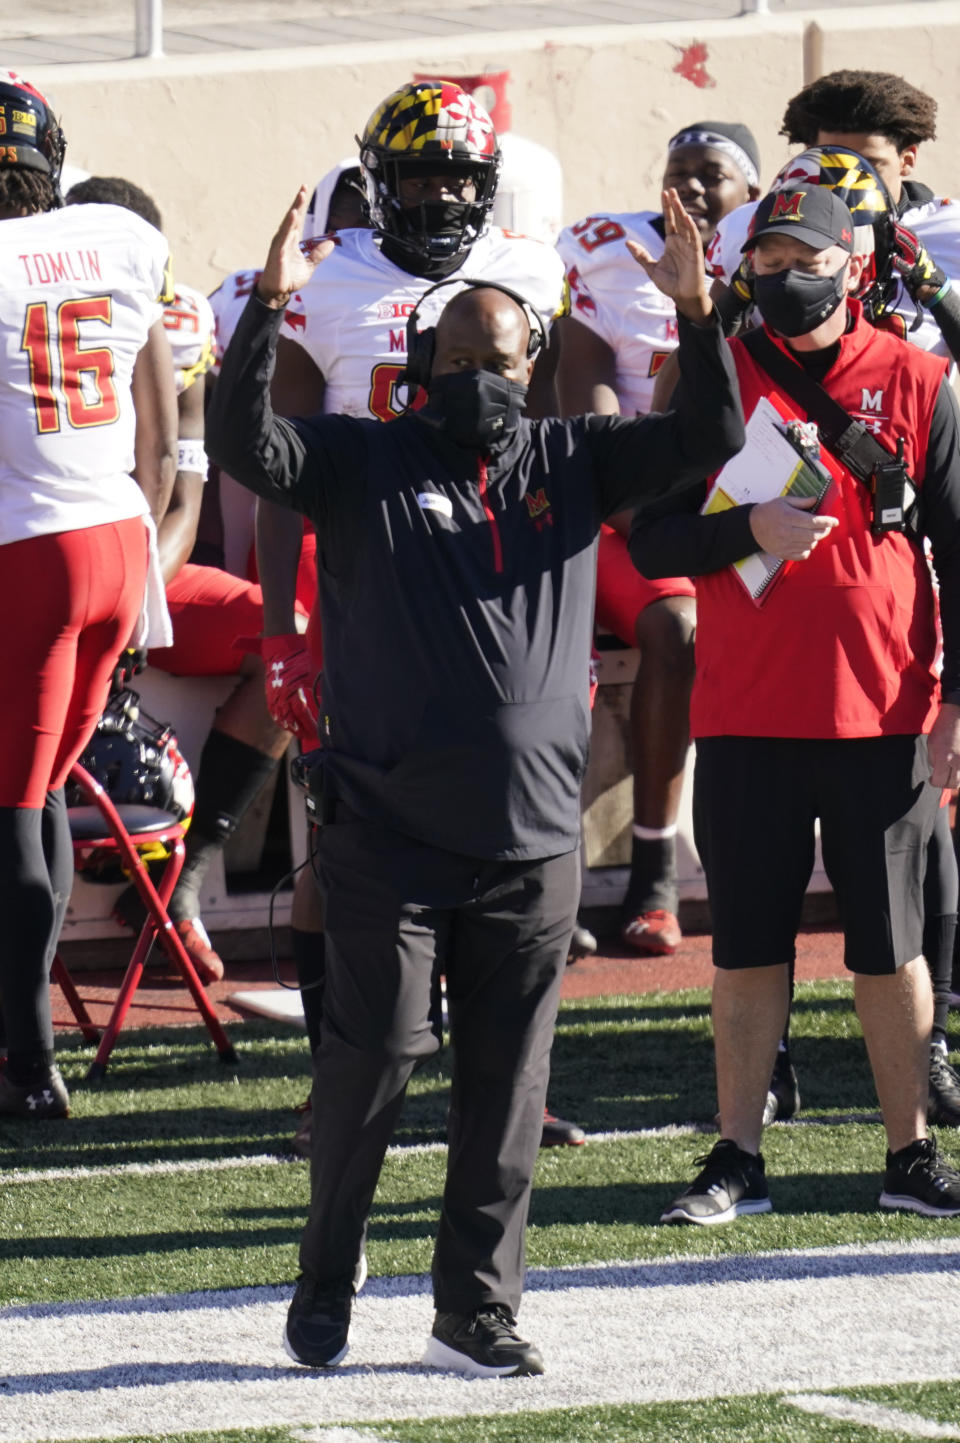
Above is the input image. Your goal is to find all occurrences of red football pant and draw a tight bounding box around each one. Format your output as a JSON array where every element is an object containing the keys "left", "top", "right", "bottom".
[{"left": 0, "top": 518, "right": 148, "bottom": 808}]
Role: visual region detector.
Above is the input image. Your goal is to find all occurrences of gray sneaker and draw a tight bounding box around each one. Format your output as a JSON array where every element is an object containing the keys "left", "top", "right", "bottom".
[
  {"left": 661, "top": 1138, "right": 772, "bottom": 1225},
  {"left": 0, "top": 1065, "right": 69, "bottom": 1119}
]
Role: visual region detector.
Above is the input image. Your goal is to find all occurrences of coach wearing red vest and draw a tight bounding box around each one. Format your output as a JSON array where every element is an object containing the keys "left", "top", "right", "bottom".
[{"left": 631, "top": 184, "right": 960, "bottom": 1223}]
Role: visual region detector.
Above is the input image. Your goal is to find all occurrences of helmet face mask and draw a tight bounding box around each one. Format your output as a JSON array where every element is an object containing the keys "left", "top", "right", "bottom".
[
  {"left": 0, "top": 69, "right": 66, "bottom": 203},
  {"left": 359, "top": 81, "right": 501, "bottom": 265},
  {"left": 770, "top": 146, "right": 896, "bottom": 316}
]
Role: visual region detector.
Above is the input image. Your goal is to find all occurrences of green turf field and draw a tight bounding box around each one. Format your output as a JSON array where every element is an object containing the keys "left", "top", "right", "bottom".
[{"left": 4, "top": 981, "right": 960, "bottom": 1442}]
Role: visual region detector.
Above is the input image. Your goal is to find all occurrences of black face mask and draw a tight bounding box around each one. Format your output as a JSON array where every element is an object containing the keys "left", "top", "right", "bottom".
[
  {"left": 753, "top": 263, "right": 848, "bottom": 338},
  {"left": 424, "top": 370, "right": 528, "bottom": 450}
]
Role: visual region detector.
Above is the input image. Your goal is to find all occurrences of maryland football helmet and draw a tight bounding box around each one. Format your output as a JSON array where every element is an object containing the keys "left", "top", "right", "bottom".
[
  {"left": 67, "top": 690, "right": 194, "bottom": 823},
  {"left": 358, "top": 80, "right": 501, "bottom": 265},
  {"left": 770, "top": 146, "right": 896, "bottom": 316},
  {"left": 0, "top": 70, "right": 66, "bottom": 197}
]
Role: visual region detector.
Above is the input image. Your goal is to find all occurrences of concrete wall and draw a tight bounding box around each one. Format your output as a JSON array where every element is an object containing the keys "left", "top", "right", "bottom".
[{"left": 30, "top": 4, "right": 960, "bottom": 293}]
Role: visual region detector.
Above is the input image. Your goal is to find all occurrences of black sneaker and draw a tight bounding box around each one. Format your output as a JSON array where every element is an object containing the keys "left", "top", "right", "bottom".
[
  {"left": 541, "top": 1107, "right": 585, "bottom": 1147},
  {"left": 283, "top": 1274, "right": 353, "bottom": 1366},
  {"left": 661, "top": 1138, "right": 773, "bottom": 1225},
  {"left": 0, "top": 1065, "right": 69, "bottom": 1119},
  {"left": 879, "top": 1135, "right": 960, "bottom": 1217},
  {"left": 768, "top": 1046, "right": 801, "bottom": 1121},
  {"left": 928, "top": 1046, "right": 960, "bottom": 1128},
  {"left": 423, "top": 1304, "right": 545, "bottom": 1376}
]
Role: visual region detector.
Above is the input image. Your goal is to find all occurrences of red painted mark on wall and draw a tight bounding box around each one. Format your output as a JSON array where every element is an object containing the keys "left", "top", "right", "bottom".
[{"left": 673, "top": 42, "right": 715, "bottom": 89}]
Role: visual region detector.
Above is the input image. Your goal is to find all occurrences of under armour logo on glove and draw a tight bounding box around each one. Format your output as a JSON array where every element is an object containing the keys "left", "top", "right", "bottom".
[{"left": 259, "top": 634, "right": 320, "bottom": 743}]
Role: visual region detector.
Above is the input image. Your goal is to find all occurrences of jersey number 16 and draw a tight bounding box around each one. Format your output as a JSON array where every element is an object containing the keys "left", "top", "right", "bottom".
[{"left": 21, "top": 296, "right": 120, "bottom": 435}]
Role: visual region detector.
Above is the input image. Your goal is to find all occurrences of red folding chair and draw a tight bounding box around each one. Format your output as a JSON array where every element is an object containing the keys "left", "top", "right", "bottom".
[{"left": 52, "top": 760, "right": 237, "bottom": 1080}]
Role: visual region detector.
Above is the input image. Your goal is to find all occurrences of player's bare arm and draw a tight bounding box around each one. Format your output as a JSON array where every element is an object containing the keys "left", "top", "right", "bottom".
[
  {"left": 155, "top": 373, "right": 205, "bottom": 585},
  {"left": 556, "top": 317, "right": 619, "bottom": 417},
  {"left": 132, "top": 318, "right": 179, "bottom": 533}
]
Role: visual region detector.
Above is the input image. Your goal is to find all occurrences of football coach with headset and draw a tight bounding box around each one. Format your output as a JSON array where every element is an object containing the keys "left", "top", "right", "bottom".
[{"left": 206, "top": 183, "right": 744, "bottom": 1378}]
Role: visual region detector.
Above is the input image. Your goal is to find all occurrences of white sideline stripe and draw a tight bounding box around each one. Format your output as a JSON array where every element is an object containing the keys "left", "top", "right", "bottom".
[
  {"left": 3, "top": 1240, "right": 960, "bottom": 1441},
  {"left": 0, "top": 1126, "right": 704, "bottom": 1186},
  {"left": 785, "top": 1393, "right": 960, "bottom": 1437},
  {"left": 293, "top": 1433, "right": 395, "bottom": 1443}
]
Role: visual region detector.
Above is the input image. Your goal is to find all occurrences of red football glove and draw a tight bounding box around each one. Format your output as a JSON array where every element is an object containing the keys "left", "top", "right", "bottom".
[{"left": 261, "top": 634, "right": 319, "bottom": 742}]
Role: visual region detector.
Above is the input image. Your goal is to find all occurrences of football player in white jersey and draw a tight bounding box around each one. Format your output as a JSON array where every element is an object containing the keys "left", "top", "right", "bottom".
[
  {"left": 555, "top": 122, "right": 760, "bottom": 963},
  {"left": 254, "top": 80, "right": 575, "bottom": 1151},
  {"left": 0, "top": 76, "right": 178, "bottom": 1118},
  {"left": 66, "top": 175, "right": 304, "bottom": 988},
  {"left": 699, "top": 71, "right": 960, "bottom": 1132}
]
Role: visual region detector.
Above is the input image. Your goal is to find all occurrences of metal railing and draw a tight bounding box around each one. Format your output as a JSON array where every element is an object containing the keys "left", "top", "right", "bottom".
[
  {"left": 130, "top": 0, "right": 772, "bottom": 56},
  {"left": 135, "top": 0, "right": 164, "bottom": 57}
]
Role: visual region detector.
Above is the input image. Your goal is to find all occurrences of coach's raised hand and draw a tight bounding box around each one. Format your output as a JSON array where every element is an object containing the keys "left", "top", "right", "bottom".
[
  {"left": 626, "top": 187, "right": 713, "bottom": 326},
  {"left": 257, "top": 186, "right": 337, "bottom": 310}
]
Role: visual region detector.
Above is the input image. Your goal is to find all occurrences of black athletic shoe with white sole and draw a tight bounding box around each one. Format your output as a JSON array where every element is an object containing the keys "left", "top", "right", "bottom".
[
  {"left": 661, "top": 1138, "right": 772, "bottom": 1225},
  {"left": 423, "top": 1305, "right": 545, "bottom": 1376},
  {"left": 283, "top": 1275, "right": 353, "bottom": 1366},
  {"left": 928, "top": 1046, "right": 960, "bottom": 1129},
  {"left": 879, "top": 1135, "right": 960, "bottom": 1217}
]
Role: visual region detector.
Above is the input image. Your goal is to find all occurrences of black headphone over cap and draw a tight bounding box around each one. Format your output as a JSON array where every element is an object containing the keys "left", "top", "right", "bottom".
[{"left": 400, "top": 276, "right": 545, "bottom": 398}]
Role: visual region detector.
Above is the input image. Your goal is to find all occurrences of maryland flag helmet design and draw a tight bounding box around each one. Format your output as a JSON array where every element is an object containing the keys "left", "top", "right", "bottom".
[
  {"left": 769, "top": 146, "right": 896, "bottom": 316},
  {"left": 0, "top": 70, "right": 66, "bottom": 201},
  {"left": 358, "top": 80, "right": 501, "bottom": 265}
]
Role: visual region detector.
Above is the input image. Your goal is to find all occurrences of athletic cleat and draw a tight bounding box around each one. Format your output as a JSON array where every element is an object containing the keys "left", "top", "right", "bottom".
[
  {"left": 423, "top": 1305, "right": 545, "bottom": 1376},
  {"left": 283, "top": 1274, "right": 353, "bottom": 1366},
  {"left": 928, "top": 1045, "right": 960, "bottom": 1128},
  {"left": 661, "top": 1138, "right": 772, "bottom": 1225},
  {"left": 621, "top": 908, "right": 681, "bottom": 956},
  {"left": 0, "top": 1064, "right": 70, "bottom": 1119},
  {"left": 768, "top": 1046, "right": 801, "bottom": 1121},
  {"left": 879, "top": 1135, "right": 960, "bottom": 1217},
  {"left": 173, "top": 918, "right": 224, "bottom": 985},
  {"left": 541, "top": 1107, "right": 586, "bottom": 1147}
]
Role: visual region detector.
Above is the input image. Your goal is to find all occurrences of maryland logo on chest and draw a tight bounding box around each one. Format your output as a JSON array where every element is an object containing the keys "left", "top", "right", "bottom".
[{"left": 524, "top": 488, "right": 553, "bottom": 529}]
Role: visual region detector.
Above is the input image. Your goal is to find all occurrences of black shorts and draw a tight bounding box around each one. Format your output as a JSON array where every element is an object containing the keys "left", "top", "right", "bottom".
[{"left": 693, "top": 734, "right": 939, "bottom": 976}]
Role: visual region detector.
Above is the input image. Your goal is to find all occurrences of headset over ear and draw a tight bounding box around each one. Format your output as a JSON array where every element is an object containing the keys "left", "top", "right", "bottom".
[{"left": 400, "top": 277, "right": 545, "bottom": 399}]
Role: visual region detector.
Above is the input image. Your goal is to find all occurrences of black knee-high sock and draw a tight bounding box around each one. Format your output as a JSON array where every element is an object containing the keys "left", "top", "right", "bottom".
[
  {"left": 291, "top": 928, "right": 325, "bottom": 1057},
  {"left": 925, "top": 804, "right": 958, "bottom": 1045},
  {"left": 169, "top": 730, "right": 281, "bottom": 922},
  {"left": 0, "top": 805, "right": 59, "bottom": 1080},
  {"left": 623, "top": 833, "right": 678, "bottom": 916}
]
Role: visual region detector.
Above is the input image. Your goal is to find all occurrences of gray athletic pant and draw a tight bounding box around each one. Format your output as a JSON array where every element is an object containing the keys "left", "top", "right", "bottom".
[{"left": 298, "top": 814, "right": 579, "bottom": 1317}]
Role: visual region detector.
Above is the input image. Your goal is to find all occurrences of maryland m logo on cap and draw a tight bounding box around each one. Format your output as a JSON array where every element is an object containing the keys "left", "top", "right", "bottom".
[
  {"left": 743, "top": 184, "right": 856, "bottom": 255},
  {"left": 769, "top": 191, "right": 805, "bottom": 222}
]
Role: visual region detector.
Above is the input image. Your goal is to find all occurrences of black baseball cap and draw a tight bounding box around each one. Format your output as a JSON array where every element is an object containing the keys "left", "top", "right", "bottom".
[{"left": 742, "top": 185, "right": 855, "bottom": 254}]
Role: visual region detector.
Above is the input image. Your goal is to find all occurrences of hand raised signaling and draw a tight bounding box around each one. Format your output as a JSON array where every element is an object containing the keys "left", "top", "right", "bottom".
[
  {"left": 256, "top": 186, "right": 337, "bottom": 310},
  {"left": 626, "top": 189, "right": 713, "bottom": 325}
]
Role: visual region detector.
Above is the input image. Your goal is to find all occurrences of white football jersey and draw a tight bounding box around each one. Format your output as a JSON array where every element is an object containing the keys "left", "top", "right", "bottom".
[
  {"left": 0, "top": 203, "right": 169, "bottom": 544},
  {"left": 706, "top": 192, "right": 960, "bottom": 357},
  {"left": 163, "top": 281, "right": 215, "bottom": 394},
  {"left": 283, "top": 226, "right": 568, "bottom": 420},
  {"left": 556, "top": 211, "right": 677, "bottom": 415}
]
